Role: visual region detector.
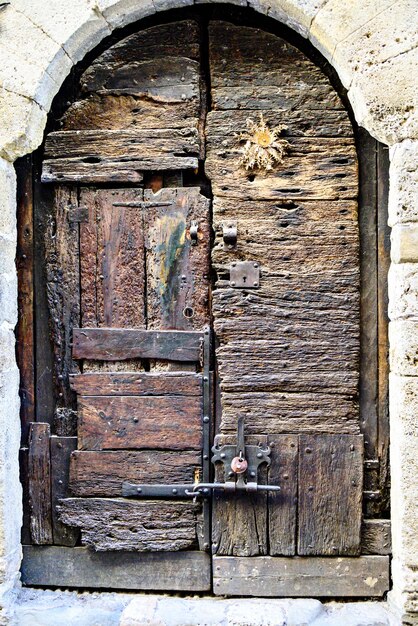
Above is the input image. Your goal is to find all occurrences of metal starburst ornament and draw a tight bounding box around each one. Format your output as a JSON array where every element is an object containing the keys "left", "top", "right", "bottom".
[{"left": 238, "top": 114, "right": 289, "bottom": 172}]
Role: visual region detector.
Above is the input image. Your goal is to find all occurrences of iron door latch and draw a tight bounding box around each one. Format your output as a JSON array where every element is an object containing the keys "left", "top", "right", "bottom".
[{"left": 122, "top": 416, "right": 279, "bottom": 498}]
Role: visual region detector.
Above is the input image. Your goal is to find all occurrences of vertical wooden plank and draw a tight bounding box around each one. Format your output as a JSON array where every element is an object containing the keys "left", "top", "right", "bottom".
[
  {"left": 44, "top": 186, "right": 81, "bottom": 435},
  {"left": 377, "top": 142, "right": 390, "bottom": 515},
  {"left": 144, "top": 187, "right": 211, "bottom": 332},
  {"left": 79, "top": 188, "right": 146, "bottom": 328},
  {"left": 298, "top": 434, "right": 363, "bottom": 556},
  {"left": 212, "top": 435, "right": 268, "bottom": 556},
  {"left": 50, "top": 436, "right": 79, "bottom": 546},
  {"left": 358, "top": 129, "right": 378, "bottom": 461},
  {"left": 33, "top": 179, "right": 55, "bottom": 425},
  {"left": 15, "top": 156, "right": 35, "bottom": 443},
  {"left": 28, "top": 423, "right": 53, "bottom": 545},
  {"left": 19, "top": 446, "right": 31, "bottom": 545},
  {"left": 268, "top": 435, "right": 298, "bottom": 556}
]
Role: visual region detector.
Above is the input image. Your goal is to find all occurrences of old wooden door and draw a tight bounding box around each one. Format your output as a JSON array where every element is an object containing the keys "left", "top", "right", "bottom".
[{"left": 19, "top": 14, "right": 390, "bottom": 596}]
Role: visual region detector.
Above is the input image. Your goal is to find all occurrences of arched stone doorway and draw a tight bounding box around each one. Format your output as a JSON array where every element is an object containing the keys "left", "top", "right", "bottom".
[
  {"left": 0, "top": 1, "right": 416, "bottom": 622},
  {"left": 17, "top": 5, "right": 390, "bottom": 598}
]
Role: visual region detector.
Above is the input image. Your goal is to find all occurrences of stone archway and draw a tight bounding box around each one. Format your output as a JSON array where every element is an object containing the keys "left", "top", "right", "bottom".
[{"left": 0, "top": 1, "right": 417, "bottom": 623}]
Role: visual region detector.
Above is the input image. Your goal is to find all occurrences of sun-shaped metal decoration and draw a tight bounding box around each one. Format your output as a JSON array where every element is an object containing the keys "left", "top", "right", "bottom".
[{"left": 238, "top": 113, "right": 289, "bottom": 172}]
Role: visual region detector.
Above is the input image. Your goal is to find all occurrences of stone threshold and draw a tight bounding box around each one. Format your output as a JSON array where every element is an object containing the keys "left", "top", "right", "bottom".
[{"left": 8, "top": 588, "right": 401, "bottom": 625}]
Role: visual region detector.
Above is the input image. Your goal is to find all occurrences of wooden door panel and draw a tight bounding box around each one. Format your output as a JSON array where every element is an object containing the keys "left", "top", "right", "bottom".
[
  {"left": 41, "top": 21, "right": 202, "bottom": 183},
  {"left": 79, "top": 188, "right": 145, "bottom": 329},
  {"left": 298, "top": 434, "right": 363, "bottom": 556},
  {"left": 268, "top": 434, "right": 298, "bottom": 556},
  {"left": 77, "top": 394, "right": 202, "bottom": 451},
  {"left": 144, "top": 187, "right": 211, "bottom": 331}
]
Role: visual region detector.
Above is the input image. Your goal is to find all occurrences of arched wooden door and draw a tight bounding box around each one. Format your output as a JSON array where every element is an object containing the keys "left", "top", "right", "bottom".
[{"left": 19, "top": 14, "right": 390, "bottom": 596}]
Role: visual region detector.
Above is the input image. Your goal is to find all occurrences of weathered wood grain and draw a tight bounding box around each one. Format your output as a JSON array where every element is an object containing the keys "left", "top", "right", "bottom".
[
  {"left": 213, "top": 556, "right": 390, "bottom": 597},
  {"left": 28, "top": 423, "right": 53, "bottom": 545},
  {"left": 298, "top": 435, "right": 363, "bottom": 555},
  {"left": 144, "top": 188, "right": 211, "bottom": 331},
  {"left": 206, "top": 133, "right": 357, "bottom": 201},
  {"left": 42, "top": 129, "right": 199, "bottom": 182},
  {"left": 268, "top": 435, "right": 298, "bottom": 555},
  {"left": 62, "top": 94, "right": 198, "bottom": 132},
  {"left": 69, "top": 372, "right": 202, "bottom": 396},
  {"left": 44, "top": 186, "right": 80, "bottom": 433},
  {"left": 42, "top": 160, "right": 145, "bottom": 184},
  {"left": 212, "top": 435, "right": 268, "bottom": 557},
  {"left": 58, "top": 21, "right": 202, "bottom": 162},
  {"left": 220, "top": 393, "right": 359, "bottom": 435},
  {"left": 73, "top": 328, "right": 202, "bottom": 362},
  {"left": 69, "top": 449, "right": 201, "bottom": 496},
  {"left": 58, "top": 499, "right": 200, "bottom": 552},
  {"left": 50, "top": 436, "right": 79, "bottom": 546},
  {"left": 21, "top": 546, "right": 211, "bottom": 591},
  {"left": 79, "top": 188, "right": 145, "bottom": 329},
  {"left": 361, "top": 519, "right": 391, "bottom": 555},
  {"left": 16, "top": 156, "right": 35, "bottom": 442},
  {"left": 77, "top": 394, "right": 202, "bottom": 451}
]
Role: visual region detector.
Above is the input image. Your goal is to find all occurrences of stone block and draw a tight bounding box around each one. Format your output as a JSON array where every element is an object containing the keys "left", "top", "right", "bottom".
[
  {"left": 388, "top": 140, "right": 418, "bottom": 227},
  {"left": 0, "top": 273, "right": 18, "bottom": 329},
  {"left": 389, "top": 374, "right": 418, "bottom": 566},
  {"left": 331, "top": 0, "right": 418, "bottom": 89},
  {"left": 9, "top": 0, "right": 111, "bottom": 65},
  {"left": 0, "top": 159, "right": 16, "bottom": 239},
  {"left": 391, "top": 224, "right": 418, "bottom": 263},
  {"left": 347, "top": 49, "right": 418, "bottom": 145},
  {"left": 97, "top": 0, "right": 156, "bottom": 30},
  {"left": 389, "top": 321, "right": 418, "bottom": 376},
  {"left": 0, "top": 89, "right": 47, "bottom": 162},
  {"left": 309, "top": 0, "right": 397, "bottom": 67},
  {"left": 388, "top": 263, "right": 418, "bottom": 320}
]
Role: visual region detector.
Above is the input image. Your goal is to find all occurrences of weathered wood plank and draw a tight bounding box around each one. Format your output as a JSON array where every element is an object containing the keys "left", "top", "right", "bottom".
[
  {"left": 268, "top": 435, "right": 298, "bottom": 556},
  {"left": 77, "top": 394, "right": 202, "bottom": 451},
  {"left": 361, "top": 519, "right": 391, "bottom": 555},
  {"left": 69, "top": 372, "right": 202, "bottom": 396},
  {"left": 21, "top": 546, "right": 211, "bottom": 591},
  {"left": 206, "top": 133, "right": 357, "bottom": 201},
  {"left": 44, "top": 186, "right": 80, "bottom": 434},
  {"left": 212, "top": 435, "right": 268, "bottom": 557},
  {"left": 16, "top": 156, "right": 35, "bottom": 442},
  {"left": 376, "top": 141, "right": 390, "bottom": 517},
  {"left": 79, "top": 188, "right": 145, "bottom": 329},
  {"left": 50, "top": 436, "right": 79, "bottom": 546},
  {"left": 28, "top": 423, "right": 53, "bottom": 545},
  {"left": 144, "top": 188, "right": 211, "bottom": 331},
  {"left": 72, "top": 329, "right": 203, "bottom": 362},
  {"left": 213, "top": 556, "right": 390, "bottom": 597},
  {"left": 220, "top": 393, "right": 359, "bottom": 435},
  {"left": 298, "top": 435, "right": 363, "bottom": 555},
  {"left": 58, "top": 499, "right": 201, "bottom": 552},
  {"left": 42, "top": 160, "right": 145, "bottom": 184},
  {"left": 69, "top": 450, "right": 201, "bottom": 496}
]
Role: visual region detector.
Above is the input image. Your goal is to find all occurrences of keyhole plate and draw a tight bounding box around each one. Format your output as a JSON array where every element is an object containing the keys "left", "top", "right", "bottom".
[{"left": 230, "top": 261, "right": 260, "bottom": 289}]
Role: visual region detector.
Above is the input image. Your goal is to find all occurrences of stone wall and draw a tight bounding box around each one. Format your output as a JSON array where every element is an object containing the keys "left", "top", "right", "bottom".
[{"left": 0, "top": 1, "right": 417, "bottom": 623}]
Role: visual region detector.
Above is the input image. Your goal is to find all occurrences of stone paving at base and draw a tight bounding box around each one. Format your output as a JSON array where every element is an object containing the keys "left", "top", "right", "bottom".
[{"left": 9, "top": 588, "right": 400, "bottom": 626}]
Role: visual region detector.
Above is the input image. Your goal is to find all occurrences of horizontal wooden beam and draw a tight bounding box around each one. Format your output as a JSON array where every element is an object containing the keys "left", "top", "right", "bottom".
[
  {"left": 69, "top": 372, "right": 202, "bottom": 396},
  {"left": 21, "top": 546, "right": 210, "bottom": 591},
  {"left": 72, "top": 328, "right": 203, "bottom": 362},
  {"left": 213, "top": 556, "right": 390, "bottom": 597}
]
